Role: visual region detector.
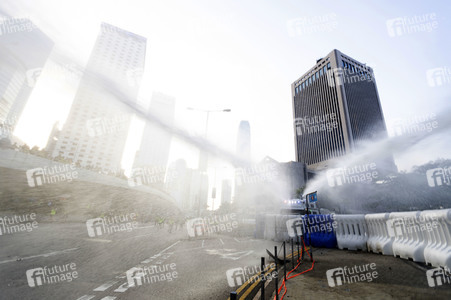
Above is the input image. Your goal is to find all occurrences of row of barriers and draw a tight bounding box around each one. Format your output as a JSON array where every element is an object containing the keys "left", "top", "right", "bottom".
[{"left": 282, "top": 209, "right": 451, "bottom": 271}]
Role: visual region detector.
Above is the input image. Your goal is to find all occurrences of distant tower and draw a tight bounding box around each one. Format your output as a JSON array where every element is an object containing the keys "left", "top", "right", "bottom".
[
  {"left": 133, "top": 92, "right": 175, "bottom": 169},
  {"left": 236, "top": 121, "right": 251, "bottom": 162},
  {"left": 0, "top": 18, "right": 54, "bottom": 128},
  {"left": 221, "top": 179, "right": 232, "bottom": 205}
]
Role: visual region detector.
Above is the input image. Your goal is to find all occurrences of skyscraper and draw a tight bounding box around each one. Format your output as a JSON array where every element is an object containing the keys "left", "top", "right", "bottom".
[
  {"left": 50, "top": 23, "right": 146, "bottom": 171},
  {"left": 133, "top": 92, "right": 175, "bottom": 169},
  {"left": 292, "top": 49, "right": 389, "bottom": 171},
  {"left": 0, "top": 18, "right": 53, "bottom": 129},
  {"left": 236, "top": 120, "right": 251, "bottom": 162}
]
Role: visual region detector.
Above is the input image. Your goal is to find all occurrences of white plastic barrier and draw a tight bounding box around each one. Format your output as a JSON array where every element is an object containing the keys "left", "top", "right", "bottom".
[
  {"left": 420, "top": 209, "right": 451, "bottom": 270},
  {"left": 365, "top": 213, "right": 394, "bottom": 255},
  {"left": 334, "top": 214, "right": 368, "bottom": 251},
  {"left": 389, "top": 211, "right": 425, "bottom": 262}
]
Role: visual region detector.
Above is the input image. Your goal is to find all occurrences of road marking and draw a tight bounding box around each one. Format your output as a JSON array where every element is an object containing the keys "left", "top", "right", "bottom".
[
  {"left": 84, "top": 238, "right": 112, "bottom": 243},
  {"left": 81, "top": 241, "right": 181, "bottom": 296},
  {"left": 240, "top": 267, "right": 275, "bottom": 299},
  {"left": 159, "top": 240, "right": 181, "bottom": 254},
  {"left": 234, "top": 238, "right": 240, "bottom": 243},
  {"left": 114, "top": 282, "right": 129, "bottom": 293},
  {"left": 202, "top": 240, "right": 205, "bottom": 248},
  {"left": 93, "top": 280, "right": 118, "bottom": 291},
  {"left": 219, "top": 238, "right": 224, "bottom": 245},
  {"left": 205, "top": 249, "right": 253, "bottom": 260},
  {"left": 135, "top": 225, "right": 155, "bottom": 229},
  {"left": 76, "top": 296, "right": 95, "bottom": 300},
  {"left": 0, "top": 248, "right": 79, "bottom": 265}
]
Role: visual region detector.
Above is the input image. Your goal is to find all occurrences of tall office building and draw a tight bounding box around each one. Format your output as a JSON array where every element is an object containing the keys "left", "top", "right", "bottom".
[
  {"left": 220, "top": 179, "right": 232, "bottom": 205},
  {"left": 292, "top": 49, "right": 389, "bottom": 171},
  {"left": 50, "top": 23, "right": 146, "bottom": 171},
  {"left": 133, "top": 92, "right": 175, "bottom": 169},
  {"left": 236, "top": 120, "right": 251, "bottom": 162},
  {"left": 0, "top": 18, "right": 53, "bottom": 128}
]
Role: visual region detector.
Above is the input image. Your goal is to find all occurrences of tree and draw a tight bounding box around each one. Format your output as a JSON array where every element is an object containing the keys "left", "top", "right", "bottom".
[{"left": 295, "top": 186, "right": 305, "bottom": 199}]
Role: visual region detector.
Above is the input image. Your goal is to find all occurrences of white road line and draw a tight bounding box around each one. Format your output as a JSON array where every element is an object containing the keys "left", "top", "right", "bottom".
[
  {"left": 76, "top": 295, "right": 95, "bottom": 300},
  {"left": 202, "top": 240, "right": 205, "bottom": 248},
  {"left": 135, "top": 225, "right": 155, "bottom": 229},
  {"left": 159, "top": 240, "right": 181, "bottom": 254},
  {"left": 114, "top": 282, "right": 129, "bottom": 293},
  {"left": 93, "top": 280, "right": 118, "bottom": 291},
  {"left": 234, "top": 237, "right": 240, "bottom": 243},
  {"left": 0, "top": 248, "right": 79, "bottom": 265},
  {"left": 219, "top": 238, "right": 224, "bottom": 245},
  {"left": 100, "top": 297, "right": 116, "bottom": 300},
  {"left": 84, "top": 238, "right": 112, "bottom": 243}
]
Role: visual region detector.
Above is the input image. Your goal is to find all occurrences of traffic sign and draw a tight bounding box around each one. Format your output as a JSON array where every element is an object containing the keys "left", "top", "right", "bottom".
[{"left": 307, "top": 191, "right": 317, "bottom": 203}]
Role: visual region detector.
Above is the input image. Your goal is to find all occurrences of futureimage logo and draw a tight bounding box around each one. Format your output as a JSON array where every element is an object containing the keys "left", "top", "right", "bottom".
[
  {"left": 287, "top": 13, "right": 338, "bottom": 37},
  {"left": 26, "top": 164, "right": 78, "bottom": 187},
  {"left": 0, "top": 17, "right": 36, "bottom": 36},
  {"left": 286, "top": 215, "right": 337, "bottom": 238},
  {"left": 386, "top": 214, "right": 438, "bottom": 237},
  {"left": 327, "top": 163, "right": 378, "bottom": 187},
  {"left": 86, "top": 115, "right": 130, "bottom": 137},
  {"left": 386, "top": 13, "right": 438, "bottom": 37},
  {"left": 0, "top": 214, "right": 38, "bottom": 236},
  {"left": 426, "top": 67, "right": 451, "bottom": 87},
  {"left": 426, "top": 167, "right": 451, "bottom": 187},
  {"left": 326, "top": 67, "right": 373, "bottom": 87},
  {"left": 186, "top": 214, "right": 238, "bottom": 237},
  {"left": 86, "top": 213, "right": 138, "bottom": 237},
  {"left": 126, "top": 263, "right": 178, "bottom": 288},
  {"left": 426, "top": 268, "right": 451, "bottom": 287},
  {"left": 326, "top": 263, "right": 378, "bottom": 287},
  {"left": 26, "top": 263, "right": 78, "bottom": 287},
  {"left": 392, "top": 113, "right": 438, "bottom": 137},
  {"left": 128, "top": 167, "right": 178, "bottom": 187},
  {"left": 235, "top": 163, "right": 278, "bottom": 186},
  {"left": 226, "top": 263, "right": 276, "bottom": 287},
  {"left": 294, "top": 113, "right": 338, "bottom": 136}
]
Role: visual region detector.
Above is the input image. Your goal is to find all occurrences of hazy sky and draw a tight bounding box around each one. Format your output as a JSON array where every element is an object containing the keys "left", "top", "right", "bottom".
[{"left": 2, "top": 0, "right": 450, "bottom": 176}]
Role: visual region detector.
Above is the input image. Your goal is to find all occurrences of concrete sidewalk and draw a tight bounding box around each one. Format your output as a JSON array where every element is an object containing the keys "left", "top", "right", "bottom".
[{"left": 272, "top": 248, "right": 451, "bottom": 300}]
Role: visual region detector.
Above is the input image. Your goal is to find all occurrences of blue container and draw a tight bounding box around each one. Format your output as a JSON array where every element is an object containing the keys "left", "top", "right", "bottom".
[{"left": 302, "top": 214, "right": 337, "bottom": 248}]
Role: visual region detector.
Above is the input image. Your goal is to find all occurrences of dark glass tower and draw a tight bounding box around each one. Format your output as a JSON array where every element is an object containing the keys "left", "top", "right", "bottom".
[{"left": 292, "top": 49, "right": 389, "bottom": 171}]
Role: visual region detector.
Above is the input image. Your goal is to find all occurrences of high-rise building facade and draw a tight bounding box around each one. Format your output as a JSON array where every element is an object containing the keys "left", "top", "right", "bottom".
[
  {"left": 133, "top": 92, "right": 175, "bottom": 169},
  {"left": 292, "top": 49, "right": 388, "bottom": 170},
  {"left": 50, "top": 23, "right": 146, "bottom": 171},
  {"left": 0, "top": 18, "right": 53, "bottom": 129},
  {"left": 236, "top": 120, "right": 251, "bottom": 162}
]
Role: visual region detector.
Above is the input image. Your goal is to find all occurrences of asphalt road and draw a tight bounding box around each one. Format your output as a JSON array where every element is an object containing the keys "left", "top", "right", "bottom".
[{"left": 0, "top": 222, "right": 276, "bottom": 300}]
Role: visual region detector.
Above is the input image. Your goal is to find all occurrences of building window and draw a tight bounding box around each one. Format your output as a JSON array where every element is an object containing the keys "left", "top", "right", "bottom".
[
  {"left": 308, "top": 77, "right": 312, "bottom": 85},
  {"left": 327, "top": 63, "right": 331, "bottom": 69},
  {"left": 319, "top": 69, "right": 323, "bottom": 76},
  {"left": 302, "top": 82, "right": 305, "bottom": 89}
]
